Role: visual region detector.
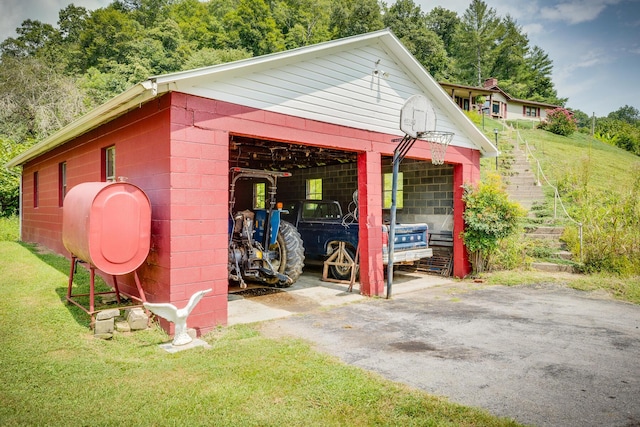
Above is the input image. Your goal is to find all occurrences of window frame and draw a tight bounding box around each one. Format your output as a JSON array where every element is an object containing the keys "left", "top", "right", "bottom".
[
  {"left": 33, "top": 171, "right": 39, "bottom": 208},
  {"left": 383, "top": 172, "right": 403, "bottom": 209},
  {"left": 253, "top": 182, "right": 266, "bottom": 209},
  {"left": 102, "top": 145, "right": 116, "bottom": 182},
  {"left": 58, "top": 162, "right": 67, "bottom": 207},
  {"left": 306, "top": 178, "right": 323, "bottom": 200}
]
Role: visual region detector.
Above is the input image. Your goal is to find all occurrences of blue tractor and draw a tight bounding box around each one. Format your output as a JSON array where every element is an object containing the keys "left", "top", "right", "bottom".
[{"left": 228, "top": 168, "right": 305, "bottom": 288}]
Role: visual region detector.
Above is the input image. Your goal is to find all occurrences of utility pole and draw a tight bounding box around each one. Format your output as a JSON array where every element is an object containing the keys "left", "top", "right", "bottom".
[{"left": 591, "top": 112, "right": 595, "bottom": 137}]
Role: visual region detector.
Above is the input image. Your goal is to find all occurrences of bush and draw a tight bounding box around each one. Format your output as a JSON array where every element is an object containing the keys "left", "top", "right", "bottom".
[
  {"left": 539, "top": 107, "right": 578, "bottom": 136},
  {"left": 563, "top": 166, "right": 640, "bottom": 276},
  {"left": 461, "top": 173, "right": 527, "bottom": 275}
]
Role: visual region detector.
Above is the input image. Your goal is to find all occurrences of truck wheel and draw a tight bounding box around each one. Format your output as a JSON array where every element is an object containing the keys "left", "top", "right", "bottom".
[
  {"left": 269, "top": 220, "right": 305, "bottom": 287},
  {"left": 329, "top": 244, "right": 358, "bottom": 281}
]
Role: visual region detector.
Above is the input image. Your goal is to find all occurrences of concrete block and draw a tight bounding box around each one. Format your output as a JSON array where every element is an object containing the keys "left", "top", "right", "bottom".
[
  {"left": 94, "top": 317, "right": 114, "bottom": 335},
  {"left": 115, "top": 321, "right": 131, "bottom": 333},
  {"left": 96, "top": 309, "right": 120, "bottom": 320},
  {"left": 94, "top": 333, "right": 113, "bottom": 340},
  {"left": 127, "top": 308, "right": 149, "bottom": 330}
]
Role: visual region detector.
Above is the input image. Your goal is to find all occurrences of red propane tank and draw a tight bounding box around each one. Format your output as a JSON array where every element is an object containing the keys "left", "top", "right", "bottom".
[{"left": 62, "top": 182, "right": 151, "bottom": 275}]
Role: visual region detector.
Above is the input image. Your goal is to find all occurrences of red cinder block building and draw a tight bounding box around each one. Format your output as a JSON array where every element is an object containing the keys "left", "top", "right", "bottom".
[{"left": 7, "top": 30, "right": 497, "bottom": 336}]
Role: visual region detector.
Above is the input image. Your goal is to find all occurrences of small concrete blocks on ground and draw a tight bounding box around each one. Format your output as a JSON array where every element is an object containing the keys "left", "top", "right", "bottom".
[{"left": 93, "top": 306, "right": 149, "bottom": 339}]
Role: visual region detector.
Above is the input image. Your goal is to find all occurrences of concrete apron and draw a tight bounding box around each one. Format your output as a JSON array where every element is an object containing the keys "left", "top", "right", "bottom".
[{"left": 227, "top": 268, "right": 453, "bottom": 326}]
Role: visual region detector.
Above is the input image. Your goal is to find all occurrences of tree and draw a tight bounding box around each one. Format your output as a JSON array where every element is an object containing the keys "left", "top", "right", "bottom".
[
  {"left": 222, "top": 0, "right": 285, "bottom": 56},
  {"left": 329, "top": 0, "right": 383, "bottom": 39},
  {"left": 271, "top": 0, "right": 332, "bottom": 48},
  {"left": 490, "top": 15, "right": 528, "bottom": 84},
  {"left": 425, "top": 6, "right": 460, "bottom": 55},
  {"left": 383, "top": 0, "right": 449, "bottom": 78},
  {"left": 608, "top": 105, "right": 639, "bottom": 124},
  {"left": 0, "top": 19, "right": 58, "bottom": 59},
  {"left": 0, "top": 57, "right": 86, "bottom": 143},
  {"left": 452, "top": 0, "right": 503, "bottom": 86}
]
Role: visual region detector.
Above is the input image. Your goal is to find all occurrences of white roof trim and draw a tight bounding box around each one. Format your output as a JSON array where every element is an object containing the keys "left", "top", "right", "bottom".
[{"left": 6, "top": 29, "right": 496, "bottom": 169}]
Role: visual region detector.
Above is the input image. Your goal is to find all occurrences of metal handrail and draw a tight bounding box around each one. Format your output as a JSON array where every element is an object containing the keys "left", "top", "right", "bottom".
[{"left": 516, "top": 130, "right": 583, "bottom": 262}]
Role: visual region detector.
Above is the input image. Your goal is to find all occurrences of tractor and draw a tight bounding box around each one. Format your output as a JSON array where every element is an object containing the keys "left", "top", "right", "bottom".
[{"left": 228, "top": 167, "right": 305, "bottom": 288}]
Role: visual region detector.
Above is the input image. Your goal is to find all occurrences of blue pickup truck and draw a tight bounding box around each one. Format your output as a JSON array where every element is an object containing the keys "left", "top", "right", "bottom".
[{"left": 281, "top": 200, "right": 432, "bottom": 280}]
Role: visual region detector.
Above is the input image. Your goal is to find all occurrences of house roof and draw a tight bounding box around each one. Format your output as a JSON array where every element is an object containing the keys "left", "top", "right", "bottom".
[
  {"left": 484, "top": 84, "right": 561, "bottom": 109},
  {"left": 6, "top": 29, "right": 497, "bottom": 169},
  {"left": 438, "top": 81, "right": 499, "bottom": 99}
]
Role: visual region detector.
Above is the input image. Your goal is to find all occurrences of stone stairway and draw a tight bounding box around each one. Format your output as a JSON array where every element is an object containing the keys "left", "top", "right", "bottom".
[
  {"left": 501, "top": 139, "right": 575, "bottom": 272},
  {"left": 503, "top": 144, "right": 544, "bottom": 213}
]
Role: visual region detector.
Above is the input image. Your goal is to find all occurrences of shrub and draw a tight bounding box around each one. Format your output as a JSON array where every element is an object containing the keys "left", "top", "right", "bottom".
[
  {"left": 563, "top": 166, "right": 640, "bottom": 276},
  {"left": 461, "top": 173, "right": 527, "bottom": 275},
  {"left": 540, "top": 107, "right": 578, "bottom": 137}
]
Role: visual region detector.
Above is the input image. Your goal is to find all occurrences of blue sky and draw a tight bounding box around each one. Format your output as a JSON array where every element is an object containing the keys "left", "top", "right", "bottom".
[{"left": 1, "top": 0, "right": 638, "bottom": 117}]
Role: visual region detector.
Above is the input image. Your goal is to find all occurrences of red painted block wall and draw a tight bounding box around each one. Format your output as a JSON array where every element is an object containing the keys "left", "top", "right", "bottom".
[{"left": 19, "top": 90, "right": 480, "bottom": 337}]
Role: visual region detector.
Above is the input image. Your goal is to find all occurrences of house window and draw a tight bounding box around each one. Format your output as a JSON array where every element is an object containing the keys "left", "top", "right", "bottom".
[
  {"left": 383, "top": 172, "right": 403, "bottom": 209},
  {"left": 254, "top": 183, "right": 266, "bottom": 209},
  {"left": 102, "top": 146, "right": 115, "bottom": 182},
  {"left": 306, "top": 178, "right": 322, "bottom": 200},
  {"left": 33, "top": 171, "right": 39, "bottom": 208},
  {"left": 525, "top": 106, "right": 538, "bottom": 117},
  {"left": 59, "top": 162, "right": 67, "bottom": 207}
]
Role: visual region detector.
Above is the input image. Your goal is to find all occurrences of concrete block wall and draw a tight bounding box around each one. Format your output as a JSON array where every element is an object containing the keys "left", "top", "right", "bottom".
[
  {"left": 279, "top": 163, "right": 358, "bottom": 210},
  {"left": 383, "top": 159, "right": 454, "bottom": 234},
  {"left": 281, "top": 159, "right": 454, "bottom": 234}
]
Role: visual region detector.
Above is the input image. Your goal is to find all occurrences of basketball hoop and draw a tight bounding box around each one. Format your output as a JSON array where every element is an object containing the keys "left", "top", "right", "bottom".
[{"left": 420, "top": 131, "right": 454, "bottom": 165}]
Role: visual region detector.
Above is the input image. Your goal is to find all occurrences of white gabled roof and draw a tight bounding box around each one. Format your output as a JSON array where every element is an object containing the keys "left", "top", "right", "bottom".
[{"left": 6, "top": 29, "right": 496, "bottom": 169}]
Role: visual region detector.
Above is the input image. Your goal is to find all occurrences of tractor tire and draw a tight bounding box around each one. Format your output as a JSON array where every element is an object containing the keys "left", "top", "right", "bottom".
[{"left": 269, "top": 220, "right": 305, "bottom": 287}]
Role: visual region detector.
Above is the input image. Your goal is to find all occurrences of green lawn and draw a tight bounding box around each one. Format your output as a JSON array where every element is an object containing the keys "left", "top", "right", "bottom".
[{"left": 0, "top": 239, "right": 521, "bottom": 427}]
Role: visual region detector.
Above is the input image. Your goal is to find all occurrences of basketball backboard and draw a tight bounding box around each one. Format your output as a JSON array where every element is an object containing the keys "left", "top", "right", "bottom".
[{"left": 399, "top": 94, "right": 436, "bottom": 138}]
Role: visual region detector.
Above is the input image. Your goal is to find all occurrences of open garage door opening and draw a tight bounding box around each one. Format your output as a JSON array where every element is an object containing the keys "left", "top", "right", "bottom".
[{"left": 381, "top": 156, "right": 454, "bottom": 276}]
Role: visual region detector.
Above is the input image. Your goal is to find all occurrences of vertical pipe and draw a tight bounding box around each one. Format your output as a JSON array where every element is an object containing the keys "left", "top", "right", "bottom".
[{"left": 386, "top": 151, "right": 400, "bottom": 299}]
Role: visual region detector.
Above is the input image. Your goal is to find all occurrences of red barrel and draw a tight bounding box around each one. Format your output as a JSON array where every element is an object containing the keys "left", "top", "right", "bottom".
[{"left": 62, "top": 182, "right": 151, "bottom": 275}]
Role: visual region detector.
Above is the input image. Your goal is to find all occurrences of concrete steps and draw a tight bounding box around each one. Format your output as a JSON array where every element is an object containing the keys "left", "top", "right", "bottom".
[{"left": 500, "top": 142, "right": 576, "bottom": 273}]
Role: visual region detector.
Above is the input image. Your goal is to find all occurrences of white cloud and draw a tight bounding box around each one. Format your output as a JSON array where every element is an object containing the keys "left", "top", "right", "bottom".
[
  {"left": 540, "top": 0, "right": 622, "bottom": 25},
  {"left": 522, "top": 22, "right": 546, "bottom": 36}
]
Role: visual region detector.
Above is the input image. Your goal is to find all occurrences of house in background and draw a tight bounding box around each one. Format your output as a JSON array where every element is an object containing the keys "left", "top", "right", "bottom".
[
  {"left": 6, "top": 30, "right": 497, "bottom": 336},
  {"left": 439, "top": 78, "right": 561, "bottom": 121}
]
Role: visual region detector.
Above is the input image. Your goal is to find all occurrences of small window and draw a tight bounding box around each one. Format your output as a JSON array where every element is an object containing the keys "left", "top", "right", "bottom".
[
  {"left": 254, "top": 183, "right": 266, "bottom": 209},
  {"left": 383, "top": 172, "right": 403, "bottom": 209},
  {"left": 306, "top": 178, "right": 322, "bottom": 200},
  {"left": 525, "top": 106, "right": 538, "bottom": 117},
  {"left": 102, "top": 146, "right": 116, "bottom": 182},
  {"left": 33, "top": 171, "right": 39, "bottom": 208},
  {"left": 59, "top": 162, "right": 67, "bottom": 207}
]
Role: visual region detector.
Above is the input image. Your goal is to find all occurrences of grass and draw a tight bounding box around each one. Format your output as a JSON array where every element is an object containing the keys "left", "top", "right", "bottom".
[
  {"left": 0, "top": 234, "right": 521, "bottom": 427},
  {"left": 516, "top": 128, "right": 640, "bottom": 195},
  {"left": 481, "top": 269, "right": 640, "bottom": 305}
]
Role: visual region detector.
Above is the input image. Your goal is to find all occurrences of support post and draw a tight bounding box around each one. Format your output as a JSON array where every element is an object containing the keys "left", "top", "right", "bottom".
[{"left": 386, "top": 135, "right": 417, "bottom": 299}]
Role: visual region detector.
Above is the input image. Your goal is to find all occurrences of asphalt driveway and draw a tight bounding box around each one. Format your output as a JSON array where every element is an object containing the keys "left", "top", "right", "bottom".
[{"left": 256, "top": 276, "right": 640, "bottom": 427}]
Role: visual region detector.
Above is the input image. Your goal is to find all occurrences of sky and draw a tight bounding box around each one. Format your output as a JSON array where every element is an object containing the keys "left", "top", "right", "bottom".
[{"left": 1, "top": 0, "right": 639, "bottom": 117}]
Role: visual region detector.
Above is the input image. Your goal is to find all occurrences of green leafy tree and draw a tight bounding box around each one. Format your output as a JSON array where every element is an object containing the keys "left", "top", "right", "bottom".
[
  {"left": 489, "top": 15, "right": 528, "bottom": 85},
  {"left": 425, "top": 6, "right": 460, "bottom": 55},
  {"left": 383, "top": 0, "right": 449, "bottom": 78},
  {"left": 452, "top": 0, "right": 503, "bottom": 86},
  {"left": 182, "top": 47, "right": 252, "bottom": 70},
  {"left": 524, "top": 45, "right": 565, "bottom": 105},
  {"left": 461, "top": 173, "right": 526, "bottom": 274},
  {"left": 168, "top": 0, "right": 227, "bottom": 50},
  {"left": 608, "top": 105, "right": 639, "bottom": 124},
  {"left": 329, "top": 0, "right": 383, "bottom": 39},
  {"left": 222, "top": 0, "right": 285, "bottom": 56},
  {"left": 271, "top": 0, "right": 332, "bottom": 48}
]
